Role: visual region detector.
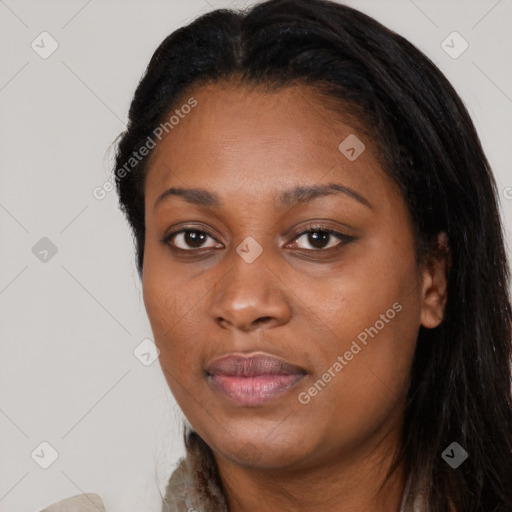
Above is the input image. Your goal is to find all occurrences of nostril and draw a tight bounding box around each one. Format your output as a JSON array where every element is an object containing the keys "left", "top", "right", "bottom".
[{"left": 257, "top": 316, "right": 273, "bottom": 324}]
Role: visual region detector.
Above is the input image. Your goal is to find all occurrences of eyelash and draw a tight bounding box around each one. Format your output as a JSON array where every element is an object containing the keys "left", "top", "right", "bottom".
[{"left": 161, "top": 223, "right": 354, "bottom": 254}]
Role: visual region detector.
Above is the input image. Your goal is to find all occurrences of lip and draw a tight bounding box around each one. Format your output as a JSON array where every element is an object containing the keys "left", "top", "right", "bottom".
[{"left": 205, "top": 353, "right": 307, "bottom": 406}]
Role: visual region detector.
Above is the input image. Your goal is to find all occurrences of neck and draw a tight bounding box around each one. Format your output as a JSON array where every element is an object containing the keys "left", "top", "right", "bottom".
[{"left": 214, "top": 430, "right": 406, "bottom": 512}]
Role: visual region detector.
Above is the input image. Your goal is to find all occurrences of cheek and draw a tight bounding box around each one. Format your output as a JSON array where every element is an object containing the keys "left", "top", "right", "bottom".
[
  {"left": 142, "top": 273, "right": 176, "bottom": 339},
  {"left": 142, "top": 240, "right": 199, "bottom": 335},
  {"left": 301, "top": 239, "right": 421, "bottom": 414},
  {"left": 142, "top": 246, "right": 223, "bottom": 407},
  {"left": 143, "top": 271, "right": 205, "bottom": 410},
  {"left": 299, "top": 237, "right": 420, "bottom": 352},
  {"left": 299, "top": 299, "right": 419, "bottom": 452},
  {"left": 305, "top": 281, "right": 419, "bottom": 397},
  {"left": 142, "top": 250, "right": 197, "bottom": 368}
]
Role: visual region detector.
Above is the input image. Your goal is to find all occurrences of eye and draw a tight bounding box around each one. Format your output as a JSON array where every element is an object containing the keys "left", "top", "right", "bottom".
[
  {"left": 161, "top": 224, "right": 354, "bottom": 254},
  {"left": 162, "top": 228, "right": 221, "bottom": 251},
  {"left": 288, "top": 225, "right": 354, "bottom": 251}
]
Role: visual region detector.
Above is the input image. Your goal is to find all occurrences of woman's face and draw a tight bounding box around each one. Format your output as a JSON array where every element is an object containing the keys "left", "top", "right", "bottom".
[{"left": 142, "top": 83, "right": 446, "bottom": 471}]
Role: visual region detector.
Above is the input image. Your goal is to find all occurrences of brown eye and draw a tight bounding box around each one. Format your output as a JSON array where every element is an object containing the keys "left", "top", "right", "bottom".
[
  {"left": 290, "top": 227, "right": 354, "bottom": 251},
  {"left": 165, "top": 229, "right": 220, "bottom": 250}
]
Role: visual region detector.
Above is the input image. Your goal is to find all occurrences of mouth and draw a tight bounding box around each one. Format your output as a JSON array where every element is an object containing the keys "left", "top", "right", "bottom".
[{"left": 205, "top": 353, "right": 307, "bottom": 407}]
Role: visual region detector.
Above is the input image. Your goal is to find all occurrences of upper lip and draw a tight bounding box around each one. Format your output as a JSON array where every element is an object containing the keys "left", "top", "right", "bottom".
[{"left": 205, "top": 353, "right": 307, "bottom": 377}]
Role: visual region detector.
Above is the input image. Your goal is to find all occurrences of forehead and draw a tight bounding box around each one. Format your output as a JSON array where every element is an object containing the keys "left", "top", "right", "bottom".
[{"left": 144, "top": 82, "right": 392, "bottom": 204}]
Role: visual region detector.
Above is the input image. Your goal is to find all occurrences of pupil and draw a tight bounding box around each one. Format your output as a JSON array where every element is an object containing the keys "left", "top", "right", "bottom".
[
  {"left": 309, "top": 231, "right": 329, "bottom": 249},
  {"left": 186, "top": 231, "right": 205, "bottom": 247}
]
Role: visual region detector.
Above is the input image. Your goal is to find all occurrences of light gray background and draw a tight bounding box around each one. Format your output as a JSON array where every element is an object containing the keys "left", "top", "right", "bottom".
[{"left": 0, "top": 0, "right": 511, "bottom": 511}]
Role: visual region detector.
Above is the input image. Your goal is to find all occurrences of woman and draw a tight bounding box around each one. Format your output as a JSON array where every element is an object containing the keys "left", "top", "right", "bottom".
[{"left": 40, "top": 0, "right": 512, "bottom": 510}]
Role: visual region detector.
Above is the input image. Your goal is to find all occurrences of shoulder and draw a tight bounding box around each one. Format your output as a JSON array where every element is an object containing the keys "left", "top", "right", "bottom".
[{"left": 38, "top": 493, "right": 105, "bottom": 512}]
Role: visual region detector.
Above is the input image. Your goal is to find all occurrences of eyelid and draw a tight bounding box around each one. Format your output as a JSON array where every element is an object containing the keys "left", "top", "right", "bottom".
[{"left": 287, "top": 222, "right": 353, "bottom": 240}]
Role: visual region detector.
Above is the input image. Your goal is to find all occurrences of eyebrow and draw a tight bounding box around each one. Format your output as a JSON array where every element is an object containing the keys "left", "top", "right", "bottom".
[{"left": 153, "top": 182, "right": 373, "bottom": 211}]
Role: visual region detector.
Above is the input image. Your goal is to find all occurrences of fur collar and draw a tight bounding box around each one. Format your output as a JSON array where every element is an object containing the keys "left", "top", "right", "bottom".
[{"left": 162, "top": 431, "right": 229, "bottom": 512}]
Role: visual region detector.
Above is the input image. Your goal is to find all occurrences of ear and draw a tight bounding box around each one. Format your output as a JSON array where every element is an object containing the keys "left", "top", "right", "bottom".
[{"left": 420, "top": 231, "right": 450, "bottom": 329}]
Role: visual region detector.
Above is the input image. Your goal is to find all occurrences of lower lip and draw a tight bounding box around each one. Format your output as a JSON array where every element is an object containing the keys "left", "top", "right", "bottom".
[{"left": 207, "top": 374, "right": 305, "bottom": 406}]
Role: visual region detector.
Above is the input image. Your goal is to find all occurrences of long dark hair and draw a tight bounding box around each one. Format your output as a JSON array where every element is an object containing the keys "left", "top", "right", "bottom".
[{"left": 112, "top": 0, "right": 512, "bottom": 510}]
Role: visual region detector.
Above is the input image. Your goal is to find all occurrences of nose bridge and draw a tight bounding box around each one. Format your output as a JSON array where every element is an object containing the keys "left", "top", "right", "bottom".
[{"left": 211, "top": 241, "right": 290, "bottom": 331}]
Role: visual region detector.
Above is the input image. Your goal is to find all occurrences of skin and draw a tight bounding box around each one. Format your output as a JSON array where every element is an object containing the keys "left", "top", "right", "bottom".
[{"left": 142, "top": 82, "right": 449, "bottom": 512}]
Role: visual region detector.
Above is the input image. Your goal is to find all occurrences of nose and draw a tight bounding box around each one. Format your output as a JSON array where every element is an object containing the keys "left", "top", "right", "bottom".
[{"left": 210, "top": 247, "right": 292, "bottom": 333}]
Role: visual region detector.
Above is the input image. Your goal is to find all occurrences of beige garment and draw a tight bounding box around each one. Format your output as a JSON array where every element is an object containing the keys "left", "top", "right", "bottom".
[
  {"left": 39, "top": 493, "right": 106, "bottom": 512},
  {"left": 37, "top": 456, "right": 209, "bottom": 512}
]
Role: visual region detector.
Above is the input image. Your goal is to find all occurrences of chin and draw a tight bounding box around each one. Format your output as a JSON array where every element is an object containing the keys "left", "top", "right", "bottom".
[{"left": 210, "top": 428, "right": 315, "bottom": 470}]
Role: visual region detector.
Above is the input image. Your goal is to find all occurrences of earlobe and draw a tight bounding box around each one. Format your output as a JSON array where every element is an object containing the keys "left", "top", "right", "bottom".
[{"left": 420, "top": 231, "right": 450, "bottom": 329}]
